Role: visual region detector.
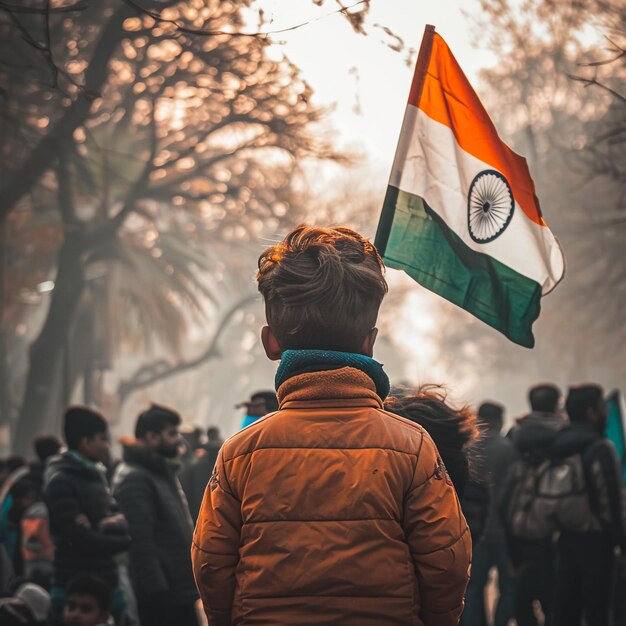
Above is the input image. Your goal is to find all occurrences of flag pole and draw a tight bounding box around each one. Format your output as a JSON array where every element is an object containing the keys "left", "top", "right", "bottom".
[
  {"left": 408, "top": 24, "right": 436, "bottom": 109},
  {"left": 374, "top": 24, "right": 436, "bottom": 255}
]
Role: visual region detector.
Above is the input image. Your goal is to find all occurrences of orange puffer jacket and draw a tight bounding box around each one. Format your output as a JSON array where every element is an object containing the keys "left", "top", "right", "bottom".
[{"left": 192, "top": 368, "right": 471, "bottom": 626}]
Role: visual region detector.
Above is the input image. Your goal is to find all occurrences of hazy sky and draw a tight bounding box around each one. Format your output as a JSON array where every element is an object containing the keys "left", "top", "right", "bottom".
[{"left": 258, "top": 0, "right": 495, "bottom": 170}]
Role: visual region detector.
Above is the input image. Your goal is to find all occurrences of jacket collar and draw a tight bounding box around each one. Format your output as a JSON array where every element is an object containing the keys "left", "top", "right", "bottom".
[
  {"left": 516, "top": 411, "right": 566, "bottom": 431},
  {"left": 277, "top": 367, "right": 384, "bottom": 410},
  {"left": 276, "top": 349, "right": 390, "bottom": 400},
  {"left": 53, "top": 451, "right": 104, "bottom": 476}
]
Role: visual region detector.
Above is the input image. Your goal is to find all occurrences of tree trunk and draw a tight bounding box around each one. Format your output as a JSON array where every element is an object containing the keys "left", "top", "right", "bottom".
[{"left": 13, "top": 232, "right": 86, "bottom": 455}]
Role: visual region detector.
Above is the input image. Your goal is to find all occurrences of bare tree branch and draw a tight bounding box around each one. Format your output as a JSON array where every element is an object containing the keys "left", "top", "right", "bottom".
[
  {"left": 122, "top": 0, "right": 369, "bottom": 38},
  {"left": 0, "top": 1, "right": 87, "bottom": 15},
  {"left": 567, "top": 73, "right": 626, "bottom": 104},
  {"left": 578, "top": 37, "right": 626, "bottom": 67},
  {"left": 118, "top": 294, "right": 258, "bottom": 404},
  {"left": 0, "top": 0, "right": 87, "bottom": 89}
]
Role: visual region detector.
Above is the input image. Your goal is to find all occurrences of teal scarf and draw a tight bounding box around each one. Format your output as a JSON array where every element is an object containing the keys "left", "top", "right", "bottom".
[
  {"left": 68, "top": 450, "right": 105, "bottom": 474},
  {"left": 276, "top": 349, "right": 390, "bottom": 400}
]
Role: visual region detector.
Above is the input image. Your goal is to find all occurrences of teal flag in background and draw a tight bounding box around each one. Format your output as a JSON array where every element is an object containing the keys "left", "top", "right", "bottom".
[{"left": 605, "top": 390, "right": 626, "bottom": 484}]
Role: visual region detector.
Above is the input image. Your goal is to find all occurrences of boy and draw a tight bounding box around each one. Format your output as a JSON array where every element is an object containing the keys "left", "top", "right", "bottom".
[
  {"left": 63, "top": 575, "right": 112, "bottom": 626},
  {"left": 192, "top": 226, "right": 471, "bottom": 626},
  {"left": 44, "top": 407, "right": 130, "bottom": 619}
]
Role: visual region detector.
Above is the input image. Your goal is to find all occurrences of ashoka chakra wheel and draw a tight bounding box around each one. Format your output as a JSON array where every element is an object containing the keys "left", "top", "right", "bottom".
[{"left": 467, "top": 169, "right": 514, "bottom": 243}]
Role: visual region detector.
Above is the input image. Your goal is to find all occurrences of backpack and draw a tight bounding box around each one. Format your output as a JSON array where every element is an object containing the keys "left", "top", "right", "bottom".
[{"left": 501, "top": 448, "right": 599, "bottom": 541}]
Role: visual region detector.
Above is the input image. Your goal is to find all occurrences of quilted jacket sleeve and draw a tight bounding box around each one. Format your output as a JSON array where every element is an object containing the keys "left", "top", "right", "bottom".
[
  {"left": 191, "top": 448, "right": 242, "bottom": 626},
  {"left": 44, "top": 475, "right": 130, "bottom": 558},
  {"left": 402, "top": 430, "right": 472, "bottom": 626}
]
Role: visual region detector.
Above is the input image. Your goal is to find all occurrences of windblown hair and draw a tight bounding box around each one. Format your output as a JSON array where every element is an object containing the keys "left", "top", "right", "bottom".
[
  {"left": 385, "top": 385, "right": 481, "bottom": 495},
  {"left": 257, "top": 225, "right": 388, "bottom": 352}
]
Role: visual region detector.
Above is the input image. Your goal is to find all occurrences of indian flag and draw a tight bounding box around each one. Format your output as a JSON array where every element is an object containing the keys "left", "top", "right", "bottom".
[{"left": 375, "top": 26, "right": 564, "bottom": 348}]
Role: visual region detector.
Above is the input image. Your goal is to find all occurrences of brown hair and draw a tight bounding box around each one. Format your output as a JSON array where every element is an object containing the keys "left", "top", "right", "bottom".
[
  {"left": 257, "top": 225, "right": 387, "bottom": 352},
  {"left": 385, "top": 385, "right": 481, "bottom": 494}
]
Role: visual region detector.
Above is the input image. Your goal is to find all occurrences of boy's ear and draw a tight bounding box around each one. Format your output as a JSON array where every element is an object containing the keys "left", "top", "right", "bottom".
[
  {"left": 261, "top": 326, "right": 282, "bottom": 361},
  {"left": 360, "top": 327, "right": 378, "bottom": 357}
]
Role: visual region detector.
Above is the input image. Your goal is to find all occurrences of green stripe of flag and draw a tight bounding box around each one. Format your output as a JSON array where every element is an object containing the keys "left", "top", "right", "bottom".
[{"left": 381, "top": 187, "right": 541, "bottom": 348}]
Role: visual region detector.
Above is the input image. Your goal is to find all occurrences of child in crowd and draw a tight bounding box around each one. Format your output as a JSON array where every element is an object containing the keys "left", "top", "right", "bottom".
[
  {"left": 62, "top": 575, "right": 112, "bottom": 626},
  {"left": 44, "top": 407, "right": 130, "bottom": 622}
]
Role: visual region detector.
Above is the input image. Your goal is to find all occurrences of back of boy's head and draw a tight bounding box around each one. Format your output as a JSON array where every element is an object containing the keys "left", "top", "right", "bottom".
[
  {"left": 63, "top": 407, "right": 107, "bottom": 451},
  {"left": 257, "top": 225, "right": 388, "bottom": 352},
  {"left": 135, "top": 404, "right": 181, "bottom": 440},
  {"left": 66, "top": 574, "right": 112, "bottom": 614}
]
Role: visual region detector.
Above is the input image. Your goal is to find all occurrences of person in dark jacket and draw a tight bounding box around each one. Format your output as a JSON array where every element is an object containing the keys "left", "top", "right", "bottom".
[
  {"left": 112, "top": 405, "right": 198, "bottom": 626},
  {"left": 462, "top": 401, "right": 518, "bottom": 626},
  {"left": 238, "top": 390, "right": 278, "bottom": 429},
  {"left": 551, "top": 384, "right": 625, "bottom": 626},
  {"left": 43, "top": 407, "right": 130, "bottom": 621},
  {"left": 180, "top": 426, "right": 223, "bottom": 522},
  {"left": 29, "top": 435, "right": 63, "bottom": 491},
  {"left": 507, "top": 383, "right": 564, "bottom": 626}
]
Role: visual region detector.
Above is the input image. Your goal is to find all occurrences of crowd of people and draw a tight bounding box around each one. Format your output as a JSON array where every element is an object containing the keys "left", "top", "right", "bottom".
[{"left": 0, "top": 225, "right": 624, "bottom": 626}]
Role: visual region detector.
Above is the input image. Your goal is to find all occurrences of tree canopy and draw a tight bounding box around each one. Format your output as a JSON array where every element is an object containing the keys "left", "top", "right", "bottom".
[{"left": 0, "top": 0, "right": 362, "bottom": 452}]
